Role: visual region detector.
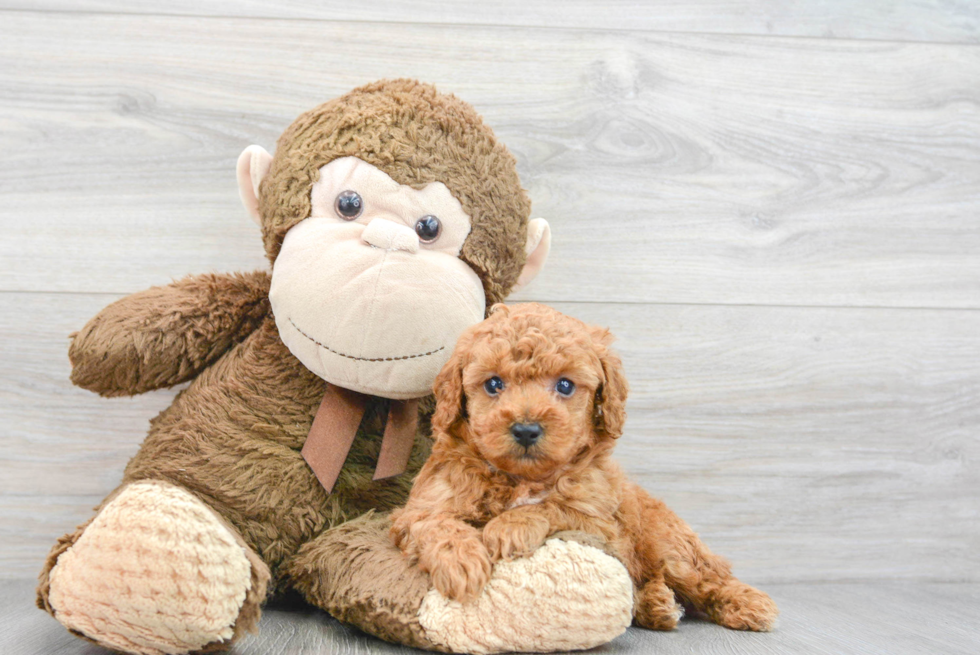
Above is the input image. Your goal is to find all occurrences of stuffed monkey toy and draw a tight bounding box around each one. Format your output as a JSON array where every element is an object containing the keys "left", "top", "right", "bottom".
[{"left": 37, "top": 80, "right": 634, "bottom": 655}]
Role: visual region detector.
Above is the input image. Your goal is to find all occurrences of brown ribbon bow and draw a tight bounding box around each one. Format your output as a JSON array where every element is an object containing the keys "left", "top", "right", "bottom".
[{"left": 301, "top": 384, "right": 418, "bottom": 493}]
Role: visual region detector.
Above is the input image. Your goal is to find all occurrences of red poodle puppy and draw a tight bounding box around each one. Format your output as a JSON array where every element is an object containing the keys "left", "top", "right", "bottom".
[{"left": 391, "top": 303, "right": 778, "bottom": 631}]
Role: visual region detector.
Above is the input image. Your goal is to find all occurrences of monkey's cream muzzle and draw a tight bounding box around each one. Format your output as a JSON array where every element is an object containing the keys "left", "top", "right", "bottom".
[
  {"left": 360, "top": 218, "right": 420, "bottom": 253},
  {"left": 269, "top": 157, "right": 486, "bottom": 400}
]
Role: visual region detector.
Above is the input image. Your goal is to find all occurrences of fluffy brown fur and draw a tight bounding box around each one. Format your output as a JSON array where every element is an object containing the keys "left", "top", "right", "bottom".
[
  {"left": 38, "top": 79, "right": 535, "bottom": 651},
  {"left": 391, "top": 303, "right": 779, "bottom": 632}
]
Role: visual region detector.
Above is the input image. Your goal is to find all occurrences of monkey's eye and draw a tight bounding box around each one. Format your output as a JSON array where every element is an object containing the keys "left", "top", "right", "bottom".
[
  {"left": 335, "top": 190, "right": 363, "bottom": 220},
  {"left": 415, "top": 215, "right": 441, "bottom": 243},
  {"left": 555, "top": 378, "right": 576, "bottom": 397},
  {"left": 484, "top": 376, "right": 504, "bottom": 396}
]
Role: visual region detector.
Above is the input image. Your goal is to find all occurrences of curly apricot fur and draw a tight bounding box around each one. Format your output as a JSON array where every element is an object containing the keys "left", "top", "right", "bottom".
[{"left": 392, "top": 303, "right": 778, "bottom": 630}]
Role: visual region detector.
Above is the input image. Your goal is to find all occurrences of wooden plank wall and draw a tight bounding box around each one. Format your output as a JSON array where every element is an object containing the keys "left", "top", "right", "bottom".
[{"left": 1, "top": 2, "right": 978, "bottom": 583}]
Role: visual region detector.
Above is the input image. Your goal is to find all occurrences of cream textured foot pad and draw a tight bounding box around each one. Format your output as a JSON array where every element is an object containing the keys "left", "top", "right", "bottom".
[
  {"left": 418, "top": 538, "right": 634, "bottom": 654},
  {"left": 47, "top": 481, "right": 253, "bottom": 655}
]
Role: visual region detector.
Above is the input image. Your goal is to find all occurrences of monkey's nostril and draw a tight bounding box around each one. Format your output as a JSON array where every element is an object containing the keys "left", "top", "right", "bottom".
[{"left": 510, "top": 422, "right": 543, "bottom": 448}]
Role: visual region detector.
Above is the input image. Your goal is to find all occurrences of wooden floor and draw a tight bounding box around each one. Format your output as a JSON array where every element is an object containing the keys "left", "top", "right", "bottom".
[
  {"left": 1, "top": 1, "right": 979, "bottom": 653},
  {"left": 5, "top": 580, "right": 979, "bottom": 655}
]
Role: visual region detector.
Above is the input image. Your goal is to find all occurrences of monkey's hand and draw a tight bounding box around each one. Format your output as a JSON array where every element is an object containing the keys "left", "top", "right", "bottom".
[{"left": 70, "top": 271, "right": 270, "bottom": 396}]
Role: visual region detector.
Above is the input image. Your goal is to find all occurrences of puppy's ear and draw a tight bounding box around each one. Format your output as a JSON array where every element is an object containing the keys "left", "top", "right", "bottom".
[
  {"left": 431, "top": 343, "right": 469, "bottom": 435},
  {"left": 591, "top": 327, "right": 629, "bottom": 440}
]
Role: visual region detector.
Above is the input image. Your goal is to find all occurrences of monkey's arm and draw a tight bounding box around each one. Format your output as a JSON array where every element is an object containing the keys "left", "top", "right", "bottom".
[{"left": 69, "top": 271, "right": 271, "bottom": 396}]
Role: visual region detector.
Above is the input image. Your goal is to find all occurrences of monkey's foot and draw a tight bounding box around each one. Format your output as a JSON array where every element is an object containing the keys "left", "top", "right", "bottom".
[
  {"left": 418, "top": 534, "right": 633, "bottom": 653},
  {"left": 291, "top": 516, "right": 632, "bottom": 654},
  {"left": 45, "top": 481, "right": 267, "bottom": 655}
]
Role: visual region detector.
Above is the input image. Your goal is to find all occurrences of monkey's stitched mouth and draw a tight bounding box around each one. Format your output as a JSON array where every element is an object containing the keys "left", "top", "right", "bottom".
[{"left": 288, "top": 318, "right": 445, "bottom": 362}]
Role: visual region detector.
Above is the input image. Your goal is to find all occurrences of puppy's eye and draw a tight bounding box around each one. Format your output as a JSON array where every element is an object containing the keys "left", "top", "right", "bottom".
[
  {"left": 484, "top": 376, "right": 504, "bottom": 396},
  {"left": 335, "top": 190, "right": 363, "bottom": 220},
  {"left": 555, "top": 378, "right": 576, "bottom": 397}
]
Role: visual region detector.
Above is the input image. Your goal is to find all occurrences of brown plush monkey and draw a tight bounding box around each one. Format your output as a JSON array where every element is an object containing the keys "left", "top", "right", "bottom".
[{"left": 37, "top": 80, "right": 633, "bottom": 655}]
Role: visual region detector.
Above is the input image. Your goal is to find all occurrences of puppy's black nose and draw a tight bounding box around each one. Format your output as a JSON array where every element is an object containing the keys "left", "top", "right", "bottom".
[{"left": 511, "top": 422, "right": 543, "bottom": 448}]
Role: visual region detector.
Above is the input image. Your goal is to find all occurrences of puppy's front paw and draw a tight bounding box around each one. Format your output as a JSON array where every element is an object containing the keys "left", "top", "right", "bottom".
[
  {"left": 426, "top": 537, "right": 492, "bottom": 603},
  {"left": 483, "top": 511, "right": 551, "bottom": 562}
]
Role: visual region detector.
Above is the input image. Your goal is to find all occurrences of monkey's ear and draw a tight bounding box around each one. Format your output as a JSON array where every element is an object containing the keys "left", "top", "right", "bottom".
[
  {"left": 236, "top": 145, "right": 273, "bottom": 226},
  {"left": 510, "top": 218, "right": 551, "bottom": 294}
]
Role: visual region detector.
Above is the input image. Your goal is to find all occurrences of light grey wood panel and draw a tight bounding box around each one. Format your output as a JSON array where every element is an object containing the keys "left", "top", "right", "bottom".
[
  {"left": 0, "top": 495, "right": 108, "bottom": 586},
  {"left": 2, "top": 1, "right": 979, "bottom": 44},
  {"left": 0, "top": 290, "right": 179, "bottom": 578},
  {"left": 0, "top": 292, "right": 175, "bottom": 496},
  {"left": 600, "top": 302, "right": 980, "bottom": 584},
  {"left": 3, "top": 292, "right": 978, "bottom": 581},
  {"left": 3, "top": 579, "right": 979, "bottom": 655},
  {"left": 2, "top": 13, "right": 979, "bottom": 308}
]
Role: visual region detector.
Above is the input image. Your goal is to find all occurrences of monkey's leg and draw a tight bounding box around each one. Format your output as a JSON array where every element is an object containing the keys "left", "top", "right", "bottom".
[
  {"left": 38, "top": 480, "right": 270, "bottom": 655},
  {"left": 288, "top": 515, "right": 634, "bottom": 654},
  {"left": 636, "top": 492, "right": 778, "bottom": 632},
  {"left": 287, "top": 512, "right": 441, "bottom": 651}
]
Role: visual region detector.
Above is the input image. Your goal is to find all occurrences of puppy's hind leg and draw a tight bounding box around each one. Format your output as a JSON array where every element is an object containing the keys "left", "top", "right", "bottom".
[
  {"left": 633, "top": 574, "right": 682, "bottom": 630},
  {"left": 637, "top": 492, "right": 778, "bottom": 632},
  {"left": 699, "top": 577, "right": 778, "bottom": 632}
]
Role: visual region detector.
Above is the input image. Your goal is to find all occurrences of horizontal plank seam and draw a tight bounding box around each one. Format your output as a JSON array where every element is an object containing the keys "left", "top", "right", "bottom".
[
  {"left": 0, "top": 6, "right": 976, "bottom": 47},
  {"left": 3, "top": 288, "right": 980, "bottom": 313}
]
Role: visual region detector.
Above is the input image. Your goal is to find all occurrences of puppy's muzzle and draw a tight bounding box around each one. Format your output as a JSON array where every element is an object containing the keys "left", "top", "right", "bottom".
[{"left": 510, "top": 422, "right": 543, "bottom": 448}]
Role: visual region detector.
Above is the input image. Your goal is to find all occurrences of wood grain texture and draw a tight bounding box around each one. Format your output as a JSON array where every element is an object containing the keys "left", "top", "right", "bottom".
[
  {"left": 2, "top": 12, "right": 979, "bottom": 307},
  {"left": 3, "top": 579, "right": 979, "bottom": 655},
  {"left": 3, "top": 5, "right": 980, "bottom": 638},
  {"left": 2, "top": 0, "right": 979, "bottom": 44},
  {"left": 4, "top": 293, "right": 978, "bottom": 582}
]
